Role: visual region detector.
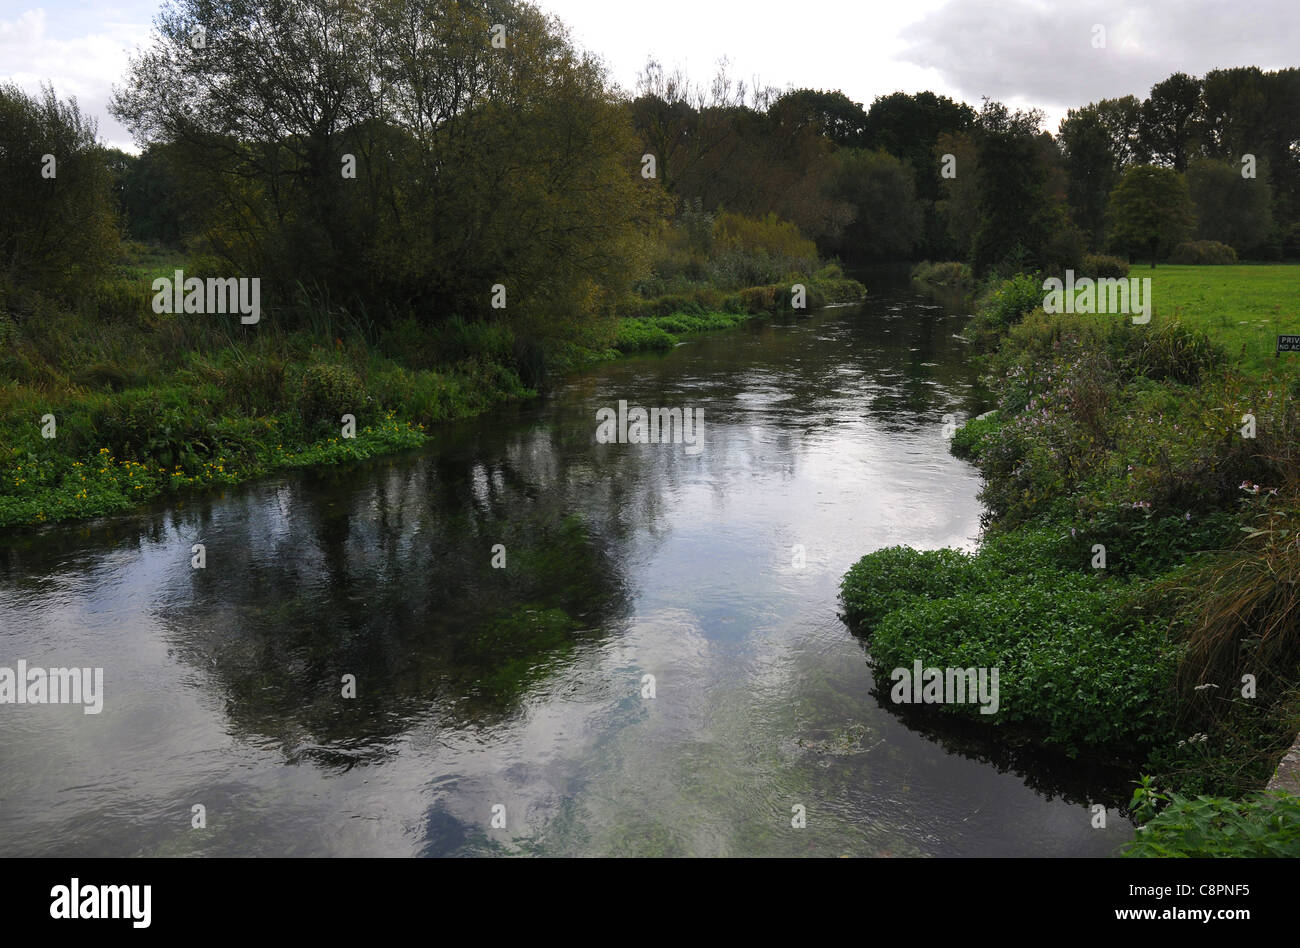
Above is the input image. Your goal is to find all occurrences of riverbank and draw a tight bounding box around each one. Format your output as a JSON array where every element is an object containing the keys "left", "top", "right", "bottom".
[
  {"left": 0, "top": 251, "right": 863, "bottom": 530},
  {"left": 841, "top": 263, "right": 1300, "bottom": 854}
]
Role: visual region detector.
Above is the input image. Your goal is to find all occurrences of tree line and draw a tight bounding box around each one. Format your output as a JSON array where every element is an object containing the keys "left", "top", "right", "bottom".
[{"left": 4, "top": 0, "right": 1298, "bottom": 336}]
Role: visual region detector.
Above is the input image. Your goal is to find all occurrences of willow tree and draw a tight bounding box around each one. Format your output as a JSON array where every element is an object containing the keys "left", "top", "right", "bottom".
[
  {"left": 0, "top": 83, "right": 119, "bottom": 301},
  {"left": 112, "top": 0, "right": 664, "bottom": 333}
]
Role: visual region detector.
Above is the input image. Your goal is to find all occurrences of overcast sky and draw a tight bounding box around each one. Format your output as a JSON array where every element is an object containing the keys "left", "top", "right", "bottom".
[{"left": 3, "top": 0, "right": 1299, "bottom": 152}]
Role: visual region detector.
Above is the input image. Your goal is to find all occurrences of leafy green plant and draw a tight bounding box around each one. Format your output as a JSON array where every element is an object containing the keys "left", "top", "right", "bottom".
[
  {"left": 965, "top": 272, "right": 1044, "bottom": 349},
  {"left": 1081, "top": 253, "right": 1130, "bottom": 279},
  {"left": 911, "top": 260, "right": 974, "bottom": 287},
  {"left": 1169, "top": 240, "right": 1238, "bottom": 265},
  {"left": 1122, "top": 788, "right": 1300, "bottom": 857}
]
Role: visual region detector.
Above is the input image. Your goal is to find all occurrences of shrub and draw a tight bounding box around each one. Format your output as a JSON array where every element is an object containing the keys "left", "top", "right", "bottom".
[
  {"left": 711, "top": 212, "right": 818, "bottom": 269},
  {"left": 1081, "top": 254, "right": 1130, "bottom": 279},
  {"left": 735, "top": 285, "right": 780, "bottom": 313},
  {"left": 842, "top": 528, "right": 1177, "bottom": 755},
  {"left": 1169, "top": 240, "right": 1238, "bottom": 265},
  {"left": 840, "top": 546, "right": 975, "bottom": 632},
  {"left": 869, "top": 572, "right": 1174, "bottom": 754},
  {"left": 950, "top": 411, "right": 1002, "bottom": 460},
  {"left": 285, "top": 360, "right": 370, "bottom": 431},
  {"left": 1119, "top": 320, "right": 1223, "bottom": 385},
  {"left": 1122, "top": 789, "right": 1300, "bottom": 857},
  {"left": 1162, "top": 502, "right": 1300, "bottom": 710},
  {"left": 911, "top": 261, "right": 974, "bottom": 287},
  {"left": 613, "top": 319, "right": 675, "bottom": 352},
  {"left": 965, "top": 272, "right": 1046, "bottom": 349}
]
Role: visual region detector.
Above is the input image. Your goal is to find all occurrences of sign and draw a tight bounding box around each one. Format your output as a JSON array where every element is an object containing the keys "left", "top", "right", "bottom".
[{"left": 1278, "top": 335, "right": 1300, "bottom": 353}]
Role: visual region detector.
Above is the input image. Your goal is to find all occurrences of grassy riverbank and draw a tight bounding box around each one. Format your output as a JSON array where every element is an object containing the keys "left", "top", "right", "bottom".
[
  {"left": 0, "top": 247, "right": 863, "bottom": 530},
  {"left": 841, "top": 263, "right": 1300, "bottom": 854}
]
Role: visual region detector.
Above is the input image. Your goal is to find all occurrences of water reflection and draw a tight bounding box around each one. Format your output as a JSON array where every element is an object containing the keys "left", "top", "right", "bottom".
[{"left": 0, "top": 287, "right": 1133, "bottom": 856}]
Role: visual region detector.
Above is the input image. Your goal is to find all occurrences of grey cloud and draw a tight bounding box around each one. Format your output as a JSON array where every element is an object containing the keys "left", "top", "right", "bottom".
[{"left": 898, "top": 0, "right": 1300, "bottom": 112}]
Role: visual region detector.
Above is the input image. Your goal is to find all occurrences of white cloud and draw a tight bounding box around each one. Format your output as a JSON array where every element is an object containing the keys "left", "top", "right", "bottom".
[{"left": 0, "top": 7, "right": 154, "bottom": 151}]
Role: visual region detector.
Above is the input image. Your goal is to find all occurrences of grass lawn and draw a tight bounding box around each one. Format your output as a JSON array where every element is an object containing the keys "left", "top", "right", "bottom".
[{"left": 1146, "top": 264, "right": 1300, "bottom": 376}]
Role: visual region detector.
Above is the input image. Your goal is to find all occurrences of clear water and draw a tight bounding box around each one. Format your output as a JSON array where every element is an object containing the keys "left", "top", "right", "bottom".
[{"left": 0, "top": 287, "right": 1134, "bottom": 856}]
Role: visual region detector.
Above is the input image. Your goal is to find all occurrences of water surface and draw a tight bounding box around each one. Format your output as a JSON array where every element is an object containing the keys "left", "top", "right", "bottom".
[{"left": 0, "top": 285, "right": 1133, "bottom": 856}]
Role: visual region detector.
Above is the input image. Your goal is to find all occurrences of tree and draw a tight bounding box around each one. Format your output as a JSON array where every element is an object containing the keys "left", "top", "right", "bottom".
[
  {"left": 629, "top": 65, "right": 844, "bottom": 244},
  {"left": 861, "top": 91, "right": 976, "bottom": 257},
  {"left": 107, "top": 144, "right": 189, "bottom": 246},
  {"left": 1199, "top": 67, "right": 1300, "bottom": 256},
  {"left": 933, "top": 130, "right": 979, "bottom": 259},
  {"left": 1185, "top": 158, "right": 1273, "bottom": 255},
  {"left": 1095, "top": 96, "right": 1143, "bottom": 168},
  {"left": 0, "top": 82, "right": 119, "bottom": 300},
  {"left": 1107, "top": 165, "right": 1195, "bottom": 267},
  {"left": 630, "top": 59, "right": 751, "bottom": 205},
  {"left": 1139, "top": 73, "right": 1201, "bottom": 171},
  {"left": 969, "top": 100, "right": 1051, "bottom": 276},
  {"left": 825, "top": 149, "right": 922, "bottom": 260},
  {"left": 112, "top": 0, "right": 662, "bottom": 333},
  {"left": 1058, "top": 104, "right": 1122, "bottom": 249},
  {"left": 768, "top": 89, "right": 868, "bottom": 147}
]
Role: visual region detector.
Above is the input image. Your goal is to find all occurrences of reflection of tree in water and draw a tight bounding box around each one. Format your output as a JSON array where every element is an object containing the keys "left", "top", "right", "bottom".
[
  {"left": 852, "top": 645, "right": 1138, "bottom": 815},
  {"left": 160, "top": 424, "right": 642, "bottom": 771}
]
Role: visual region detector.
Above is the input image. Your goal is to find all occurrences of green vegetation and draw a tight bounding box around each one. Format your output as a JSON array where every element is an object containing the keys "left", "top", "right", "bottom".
[
  {"left": 1, "top": 45, "right": 864, "bottom": 532},
  {"left": 1123, "top": 780, "right": 1300, "bottom": 857},
  {"left": 842, "top": 533, "right": 1175, "bottom": 757},
  {"left": 1080, "top": 254, "right": 1130, "bottom": 279},
  {"left": 840, "top": 263, "right": 1300, "bottom": 854},
  {"left": 910, "top": 261, "right": 974, "bottom": 287},
  {"left": 1169, "top": 240, "right": 1239, "bottom": 265},
  {"left": 1148, "top": 264, "right": 1299, "bottom": 372},
  {"left": 1107, "top": 165, "right": 1196, "bottom": 268},
  {"left": 0, "top": 241, "right": 860, "bottom": 529}
]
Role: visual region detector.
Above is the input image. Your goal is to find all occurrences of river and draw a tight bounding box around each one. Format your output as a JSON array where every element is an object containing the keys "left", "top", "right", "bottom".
[{"left": 0, "top": 279, "right": 1133, "bottom": 856}]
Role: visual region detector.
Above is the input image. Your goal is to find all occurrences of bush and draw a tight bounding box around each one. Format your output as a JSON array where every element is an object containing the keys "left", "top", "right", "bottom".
[
  {"left": 911, "top": 260, "right": 974, "bottom": 287},
  {"left": 613, "top": 319, "right": 677, "bottom": 352},
  {"left": 286, "top": 360, "right": 370, "bottom": 431},
  {"left": 840, "top": 546, "right": 975, "bottom": 632},
  {"left": 1122, "top": 790, "right": 1300, "bottom": 857},
  {"left": 1169, "top": 240, "right": 1238, "bottom": 265},
  {"left": 950, "top": 411, "right": 1001, "bottom": 460},
  {"left": 874, "top": 574, "right": 1173, "bottom": 754},
  {"left": 92, "top": 384, "right": 214, "bottom": 469},
  {"left": 965, "top": 272, "right": 1044, "bottom": 348},
  {"left": 1120, "top": 320, "right": 1223, "bottom": 385},
  {"left": 1081, "top": 254, "right": 1130, "bottom": 279},
  {"left": 841, "top": 532, "right": 1177, "bottom": 756},
  {"left": 711, "top": 212, "right": 818, "bottom": 269}
]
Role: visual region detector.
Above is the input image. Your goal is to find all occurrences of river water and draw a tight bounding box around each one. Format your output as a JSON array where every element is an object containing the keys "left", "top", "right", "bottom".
[{"left": 0, "top": 282, "right": 1133, "bottom": 856}]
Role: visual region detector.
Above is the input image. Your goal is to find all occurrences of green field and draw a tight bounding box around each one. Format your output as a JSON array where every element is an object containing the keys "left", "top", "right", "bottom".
[{"left": 1147, "top": 264, "right": 1300, "bottom": 374}]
